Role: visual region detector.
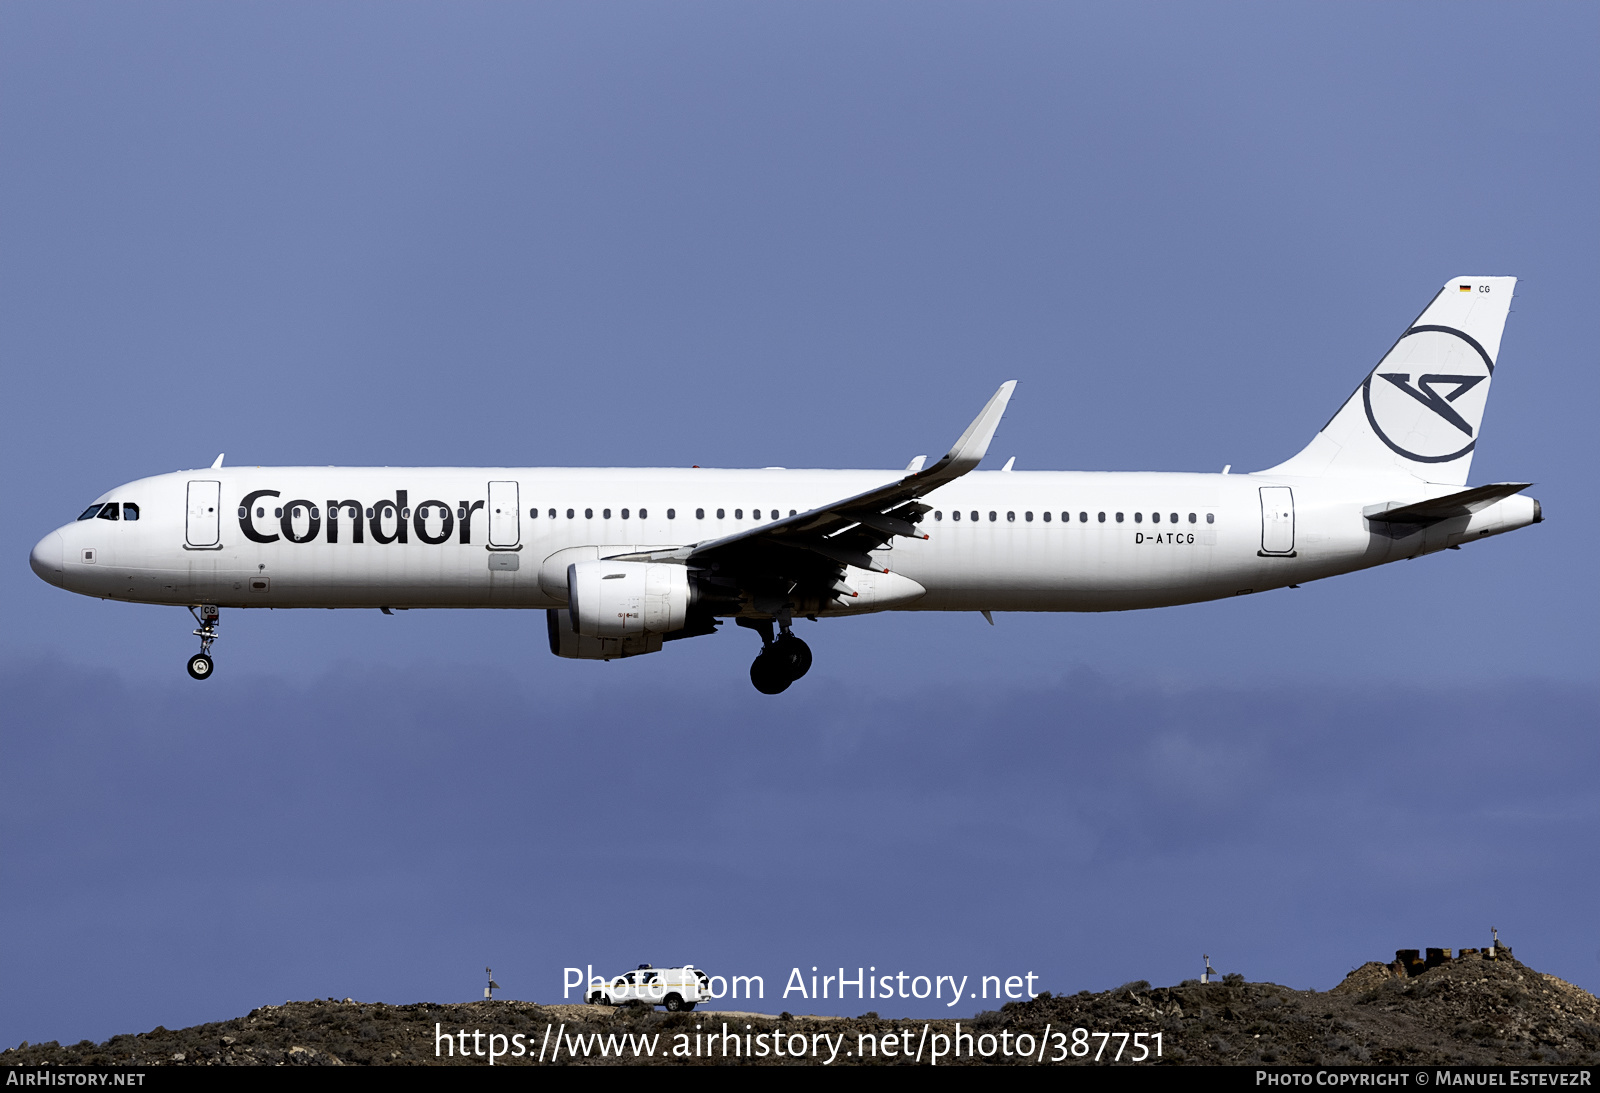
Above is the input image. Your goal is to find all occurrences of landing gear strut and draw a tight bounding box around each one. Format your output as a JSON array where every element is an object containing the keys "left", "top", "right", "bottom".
[
  {"left": 187, "top": 604, "right": 219, "bottom": 680},
  {"left": 739, "top": 615, "right": 812, "bottom": 695}
]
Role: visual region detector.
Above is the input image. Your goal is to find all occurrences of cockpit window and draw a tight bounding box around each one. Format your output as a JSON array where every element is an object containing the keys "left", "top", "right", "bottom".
[
  {"left": 96, "top": 503, "right": 119, "bottom": 521},
  {"left": 123, "top": 503, "right": 140, "bottom": 521},
  {"left": 78, "top": 505, "right": 105, "bottom": 521}
]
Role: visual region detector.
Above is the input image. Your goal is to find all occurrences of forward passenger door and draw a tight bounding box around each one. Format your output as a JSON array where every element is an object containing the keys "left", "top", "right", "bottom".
[
  {"left": 488, "top": 481, "right": 520, "bottom": 548},
  {"left": 185, "top": 481, "right": 220, "bottom": 547}
]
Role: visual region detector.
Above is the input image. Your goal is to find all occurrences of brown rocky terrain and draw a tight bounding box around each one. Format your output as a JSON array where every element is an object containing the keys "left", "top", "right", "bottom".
[{"left": 4, "top": 952, "right": 1597, "bottom": 1066}]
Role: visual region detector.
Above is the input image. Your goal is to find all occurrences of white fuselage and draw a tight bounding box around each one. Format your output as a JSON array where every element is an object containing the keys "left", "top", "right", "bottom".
[{"left": 32, "top": 465, "right": 1537, "bottom": 614}]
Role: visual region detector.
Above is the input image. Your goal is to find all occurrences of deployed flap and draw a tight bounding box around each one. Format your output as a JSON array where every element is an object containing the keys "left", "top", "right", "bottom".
[{"left": 1364, "top": 482, "right": 1532, "bottom": 524}]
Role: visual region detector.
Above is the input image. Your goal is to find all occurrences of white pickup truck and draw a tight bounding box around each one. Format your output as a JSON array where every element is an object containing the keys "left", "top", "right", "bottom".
[{"left": 588, "top": 965, "right": 709, "bottom": 1012}]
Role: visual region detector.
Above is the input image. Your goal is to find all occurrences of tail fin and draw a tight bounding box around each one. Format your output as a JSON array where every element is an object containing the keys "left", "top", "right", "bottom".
[{"left": 1261, "top": 276, "right": 1516, "bottom": 485}]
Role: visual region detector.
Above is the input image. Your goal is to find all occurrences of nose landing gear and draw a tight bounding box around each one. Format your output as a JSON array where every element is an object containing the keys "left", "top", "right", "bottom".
[
  {"left": 187, "top": 605, "right": 219, "bottom": 680},
  {"left": 739, "top": 615, "right": 812, "bottom": 695}
]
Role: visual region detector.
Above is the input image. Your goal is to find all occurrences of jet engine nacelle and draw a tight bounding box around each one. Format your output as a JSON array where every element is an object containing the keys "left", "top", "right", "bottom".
[
  {"left": 547, "top": 560, "right": 690, "bottom": 660},
  {"left": 546, "top": 610, "right": 663, "bottom": 660},
  {"left": 547, "top": 560, "right": 692, "bottom": 660},
  {"left": 568, "top": 560, "right": 691, "bottom": 638}
]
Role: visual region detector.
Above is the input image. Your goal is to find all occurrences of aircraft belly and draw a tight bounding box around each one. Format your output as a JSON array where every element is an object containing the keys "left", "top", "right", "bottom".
[
  {"left": 898, "top": 520, "right": 1226, "bottom": 611},
  {"left": 178, "top": 542, "right": 569, "bottom": 609}
]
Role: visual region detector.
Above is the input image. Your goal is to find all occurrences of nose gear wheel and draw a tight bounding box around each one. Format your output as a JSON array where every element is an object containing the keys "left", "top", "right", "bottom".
[{"left": 186, "top": 605, "right": 219, "bottom": 681}]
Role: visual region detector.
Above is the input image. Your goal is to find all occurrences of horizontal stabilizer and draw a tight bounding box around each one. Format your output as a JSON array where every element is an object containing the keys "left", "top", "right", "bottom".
[{"left": 1364, "top": 482, "right": 1532, "bottom": 524}]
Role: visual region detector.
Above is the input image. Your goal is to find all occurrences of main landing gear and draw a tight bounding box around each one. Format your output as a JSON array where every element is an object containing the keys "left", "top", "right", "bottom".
[
  {"left": 739, "top": 616, "right": 812, "bottom": 695},
  {"left": 187, "top": 604, "right": 219, "bottom": 680}
]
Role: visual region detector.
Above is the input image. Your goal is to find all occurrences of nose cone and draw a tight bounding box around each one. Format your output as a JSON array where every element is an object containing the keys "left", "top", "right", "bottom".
[{"left": 30, "top": 531, "right": 65, "bottom": 588}]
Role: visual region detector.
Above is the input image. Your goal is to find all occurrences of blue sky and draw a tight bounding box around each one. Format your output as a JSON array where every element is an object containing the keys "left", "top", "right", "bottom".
[{"left": 2, "top": 2, "right": 1596, "bottom": 1046}]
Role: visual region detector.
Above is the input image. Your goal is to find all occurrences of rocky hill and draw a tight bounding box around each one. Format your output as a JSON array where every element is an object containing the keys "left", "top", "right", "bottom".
[{"left": 5, "top": 952, "right": 1597, "bottom": 1066}]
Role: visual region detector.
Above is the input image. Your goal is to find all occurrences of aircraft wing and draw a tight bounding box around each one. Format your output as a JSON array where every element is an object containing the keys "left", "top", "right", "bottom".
[{"left": 612, "top": 381, "right": 1015, "bottom": 591}]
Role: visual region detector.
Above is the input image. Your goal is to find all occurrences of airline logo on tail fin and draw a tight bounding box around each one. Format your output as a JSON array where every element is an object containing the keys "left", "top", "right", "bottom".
[
  {"left": 1361, "top": 323, "right": 1494, "bottom": 464},
  {"left": 1375, "top": 373, "right": 1484, "bottom": 437},
  {"left": 1261, "top": 276, "right": 1515, "bottom": 485}
]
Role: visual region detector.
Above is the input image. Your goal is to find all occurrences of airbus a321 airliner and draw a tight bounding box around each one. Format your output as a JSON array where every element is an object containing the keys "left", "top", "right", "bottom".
[{"left": 30, "top": 277, "right": 1539, "bottom": 693}]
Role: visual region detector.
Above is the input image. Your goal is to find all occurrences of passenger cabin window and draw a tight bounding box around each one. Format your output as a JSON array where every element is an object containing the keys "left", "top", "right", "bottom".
[
  {"left": 1188, "top": 513, "right": 1196, "bottom": 523},
  {"left": 1134, "top": 512, "right": 1142, "bottom": 523},
  {"left": 1006, "top": 511, "right": 1015, "bottom": 522},
  {"left": 1116, "top": 512, "right": 1124, "bottom": 523},
  {"left": 529, "top": 507, "right": 539, "bottom": 518},
  {"left": 602, "top": 508, "right": 611, "bottom": 519},
  {"left": 716, "top": 508, "right": 725, "bottom": 519},
  {"left": 567, "top": 509, "right": 575, "bottom": 519},
  {"left": 734, "top": 509, "right": 743, "bottom": 519},
  {"left": 1041, "top": 511, "right": 1050, "bottom": 522},
  {"left": 585, "top": 508, "right": 593, "bottom": 519},
  {"left": 695, "top": 508, "right": 704, "bottom": 519},
  {"left": 1206, "top": 513, "right": 1215, "bottom": 524},
  {"left": 1081, "top": 512, "right": 1089, "bottom": 523},
  {"left": 934, "top": 511, "right": 943, "bottom": 521},
  {"left": 1170, "top": 513, "right": 1179, "bottom": 524},
  {"left": 620, "top": 508, "right": 629, "bottom": 519}
]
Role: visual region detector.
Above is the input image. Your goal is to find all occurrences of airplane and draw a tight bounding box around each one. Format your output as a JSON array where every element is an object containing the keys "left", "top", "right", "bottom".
[{"left": 29, "top": 276, "right": 1539, "bottom": 693}]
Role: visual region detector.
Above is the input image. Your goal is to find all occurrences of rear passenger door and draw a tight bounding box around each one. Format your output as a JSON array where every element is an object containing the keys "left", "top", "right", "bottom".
[{"left": 1259, "top": 486, "right": 1295, "bottom": 556}]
